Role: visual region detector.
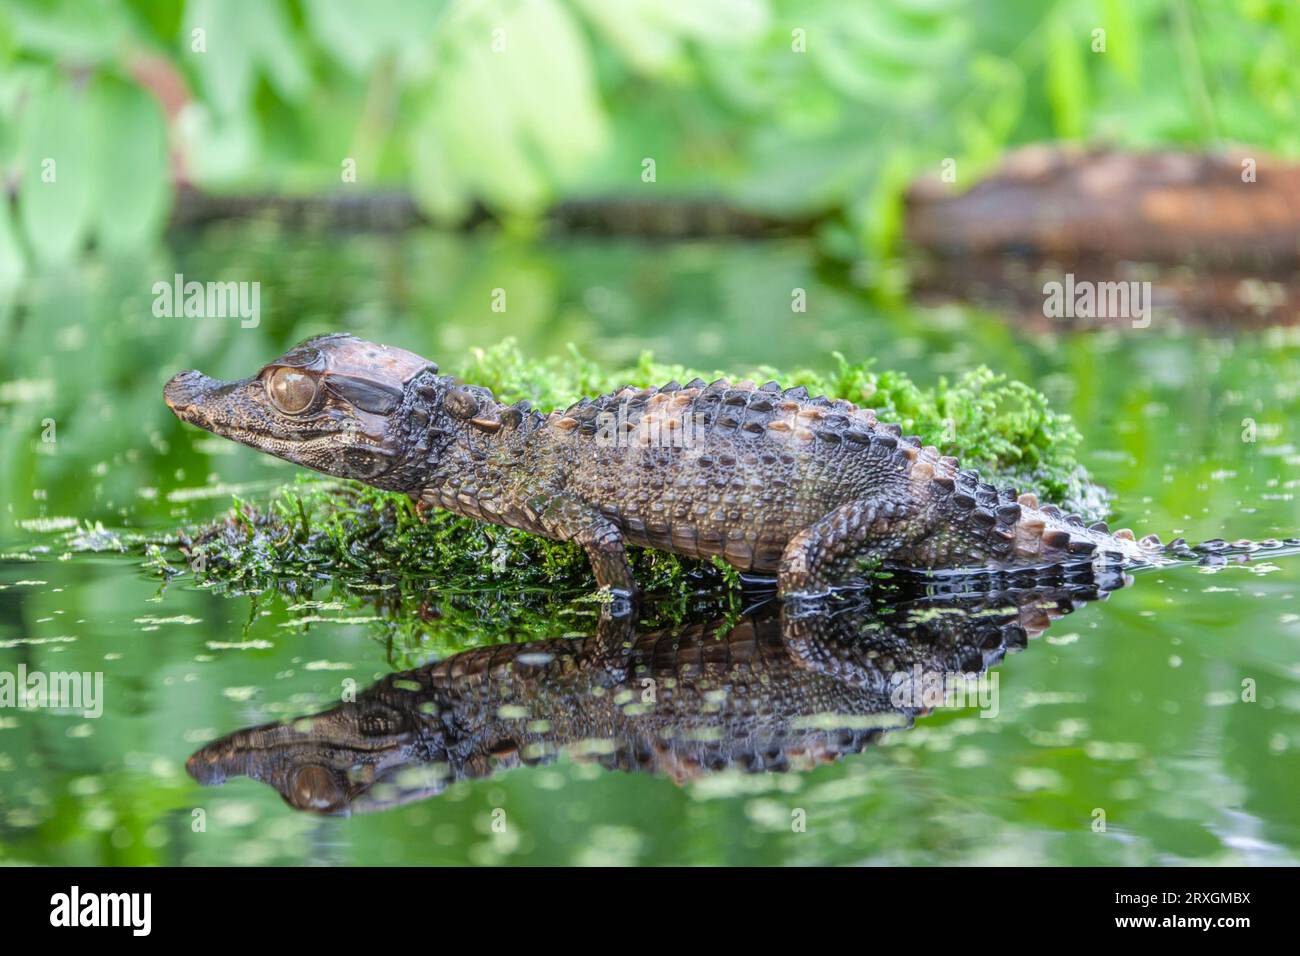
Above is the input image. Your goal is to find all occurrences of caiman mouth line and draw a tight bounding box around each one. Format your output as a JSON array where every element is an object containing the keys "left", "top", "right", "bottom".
[
  {"left": 194, "top": 738, "right": 403, "bottom": 758},
  {"left": 172, "top": 413, "right": 354, "bottom": 449}
]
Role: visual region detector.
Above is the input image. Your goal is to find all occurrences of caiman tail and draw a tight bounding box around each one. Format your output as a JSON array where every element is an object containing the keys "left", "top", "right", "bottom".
[{"left": 1147, "top": 534, "right": 1300, "bottom": 568}]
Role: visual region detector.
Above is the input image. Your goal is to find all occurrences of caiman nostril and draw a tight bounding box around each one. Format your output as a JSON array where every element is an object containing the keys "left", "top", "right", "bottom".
[
  {"left": 164, "top": 369, "right": 206, "bottom": 412},
  {"left": 165, "top": 369, "right": 218, "bottom": 413}
]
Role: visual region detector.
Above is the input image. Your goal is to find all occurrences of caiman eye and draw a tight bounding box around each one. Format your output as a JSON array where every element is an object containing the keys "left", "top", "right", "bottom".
[{"left": 266, "top": 367, "right": 318, "bottom": 414}]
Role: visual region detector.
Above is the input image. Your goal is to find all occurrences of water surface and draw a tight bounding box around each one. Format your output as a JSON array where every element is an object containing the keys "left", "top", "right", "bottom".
[{"left": 1, "top": 228, "right": 1298, "bottom": 864}]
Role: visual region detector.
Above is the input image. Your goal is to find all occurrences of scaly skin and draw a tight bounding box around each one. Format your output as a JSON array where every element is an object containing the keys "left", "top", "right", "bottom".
[
  {"left": 165, "top": 333, "right": 1163, "bottom": 601},
  {"left": 186, "top": 571, "right": 1125, "bottom": 814}
]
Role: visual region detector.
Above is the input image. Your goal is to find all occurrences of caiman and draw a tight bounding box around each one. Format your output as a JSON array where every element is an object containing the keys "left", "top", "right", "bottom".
[
  {"left": 163, "top": 333, "right": 1281, "bottom": 604},
  {"left": 187, "top": 571, "right": 1124, "bottom": 814}
]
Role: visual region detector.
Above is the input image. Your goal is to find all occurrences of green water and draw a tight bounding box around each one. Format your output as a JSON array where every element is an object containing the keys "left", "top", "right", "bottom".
[{"left": 1, "top": 227, "right": 1298, "bottom": 865}]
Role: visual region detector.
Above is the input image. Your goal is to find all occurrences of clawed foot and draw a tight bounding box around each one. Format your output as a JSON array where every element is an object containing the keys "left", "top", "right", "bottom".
[
  {"left": 780, "top": 578, "right": 874, "bottom": 617},
  {"left": 597, "top": 586, "right": 639, "bottom": 619},
  {"left": 591, "top": 598, "right": 639, "bottom": 677},
  {"left": 780, "top": 588, "right": 835, "bottom": 619}
]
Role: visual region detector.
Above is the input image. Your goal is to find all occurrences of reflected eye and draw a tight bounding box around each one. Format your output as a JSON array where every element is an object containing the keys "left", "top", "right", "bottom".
[
  {"left": 288, "top": 765, "right": 347, "bottom": 812},
  {"left": 266, "top": 367, "right": 317, "bottom": 414}
]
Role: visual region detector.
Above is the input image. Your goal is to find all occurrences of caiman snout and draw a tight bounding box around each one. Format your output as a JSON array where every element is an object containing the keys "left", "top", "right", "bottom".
[
  {"left": 164, "top": 369, "right": 252, "bottom": 435},
  {"left": 164, "top": 369, "right": 216, "bottom": 414},
  {"left": 185, "top": 747, "right": 232, "bottom": 785},
  {"left": 187, "top": 724, "right": 365, "bottom": 814}
]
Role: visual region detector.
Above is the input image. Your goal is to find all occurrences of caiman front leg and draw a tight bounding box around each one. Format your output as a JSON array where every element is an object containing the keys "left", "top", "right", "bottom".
[
  {"left": 532, "top": 492, "right": 638, "bottom": 614},
  {"left": 778, "top": 499, "right": 923, "bottom": 599}
]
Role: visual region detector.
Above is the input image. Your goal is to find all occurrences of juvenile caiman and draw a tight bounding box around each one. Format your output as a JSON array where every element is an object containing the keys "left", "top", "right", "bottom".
[
  {"left": 187, "top": 570, "right": 1124, "bottom": 814},
  {"left": 163, "top": 334, "right": 1282, "bottom": 603}
]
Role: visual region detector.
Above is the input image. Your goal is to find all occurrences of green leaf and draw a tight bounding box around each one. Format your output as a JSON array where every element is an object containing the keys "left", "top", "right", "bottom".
[
  {"left": 302, "top": 0, "right": 443, "bottom": 77},
  {"left": 0, "top": 194, "right": 26, "bottom": 310},
  {"left": 572, "top": 0, "right": 768, "bottom": 75},
  {"left": 411, "top": 0, "right": 608, "bottom": 217},
  {"left": 89, "top": 75, "right": 171, "bottom": 251},
  {"left": 4, "top": 0, "right": 129, "bottom": 63},
  {"left": 1046, "top": 12, "right": 1088, "bottom": 139},
  {"left": 176, "top": 108, "right": 260, "bottom": 185},
  {"left": 181, "top": 0, "right": 309, "bottom": 115},
  {"left": 1101, "top": 0, "right": 1140, "bottom": 86},
  {"left": 17, "top": 74, "right": 94, "bottom": 263}
]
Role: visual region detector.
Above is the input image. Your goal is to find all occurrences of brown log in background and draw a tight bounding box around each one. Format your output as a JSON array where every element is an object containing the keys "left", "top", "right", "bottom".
[
  {"left": 905, "top": 145, "right": 1300, "bottom": 328},
  {"left": 906, "top": 145, "right": 1300, "bottom": 269}
]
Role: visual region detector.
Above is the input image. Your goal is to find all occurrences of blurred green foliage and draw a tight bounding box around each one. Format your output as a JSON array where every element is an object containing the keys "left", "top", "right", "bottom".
[{"left": 3, "top": 0, "right": 1300, "bottom": 287}]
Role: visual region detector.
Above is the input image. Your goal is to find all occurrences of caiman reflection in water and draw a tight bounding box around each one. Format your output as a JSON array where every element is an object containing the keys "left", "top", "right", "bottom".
[{"left": 187, "top": 569, "right": 1128, "bottom": 814}]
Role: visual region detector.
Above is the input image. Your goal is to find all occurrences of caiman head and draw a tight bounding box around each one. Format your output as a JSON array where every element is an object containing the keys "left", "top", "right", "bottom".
[
  {"left": 164, "top": 333, "right": 450, "bottom": 491},
  {"left": 185, "top": 692, "right": 453, "bottom": 815}
]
